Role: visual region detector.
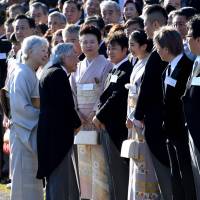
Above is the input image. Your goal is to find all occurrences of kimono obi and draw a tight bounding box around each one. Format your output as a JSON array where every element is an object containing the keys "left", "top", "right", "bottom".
[
  {"left": 126, "top": 83, "right": 138, "bottom": 108},
  {"left": 77, "top": 83, "right": 99, "bottom": 108}
]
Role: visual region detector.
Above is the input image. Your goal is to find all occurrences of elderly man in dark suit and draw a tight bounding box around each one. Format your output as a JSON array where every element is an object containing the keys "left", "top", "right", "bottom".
[{"left": 37, "top": 43, "right": 81, "bottom": 200}]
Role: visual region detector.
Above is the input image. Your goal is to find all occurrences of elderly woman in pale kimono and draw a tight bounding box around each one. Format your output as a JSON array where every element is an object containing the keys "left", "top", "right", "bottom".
[
  {"left": 124, "top": 30, "right": 160, "bottom": 200},
  {"left": 7, "top": 36, "right": 49, "bottom": 200},
  {"left": 70, "top": 25, "right": 112, "bottom": 199}
]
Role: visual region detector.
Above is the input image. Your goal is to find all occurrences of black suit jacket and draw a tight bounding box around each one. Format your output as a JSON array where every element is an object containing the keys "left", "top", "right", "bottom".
[
  {"left": 98, "top": 41, "right": 108, "bottom": 58},
  {"left": 0, "top": 39, "right": 11, "bottom": 89},
  {"left": 134, "top": 50, "right": 169, "bottom": 165},
  {"left": 183, "top": 60, "right": 200, "bottom": 151},
  {"left": 96, "top": 60, "right": 132, "bottom": 150},
  {"left": 163, "top": 54, "right": 193, "bottom": 140},
  {"left": 37, "top": 64, "right": 81, "bottom": 179}
]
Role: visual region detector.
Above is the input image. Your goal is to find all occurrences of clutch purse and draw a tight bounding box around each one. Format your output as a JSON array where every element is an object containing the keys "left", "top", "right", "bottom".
[
  {"left": 120, "top": 139, "right": 139, "bottom": 159},
  {"left": 74, "top": 130, "right": 99, "bottom": 145}
]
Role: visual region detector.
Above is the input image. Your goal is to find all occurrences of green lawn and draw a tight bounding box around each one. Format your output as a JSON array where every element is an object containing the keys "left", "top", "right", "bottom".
[
  {"left": 0, "top": 183, "right": 10, "bottom": 199},
  {"left": 0, "top": 183, "right": 46, "bottom": 199},
  {"left": 0, "top": 183, "right": 10, "bottom": 193}
]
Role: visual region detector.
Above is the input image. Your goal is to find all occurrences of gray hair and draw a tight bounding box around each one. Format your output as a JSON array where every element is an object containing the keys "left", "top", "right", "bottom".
[
  {"left": 62, "top": 24, "right": 80, "bottom": 38},
  {"left": 48, "top": 43, "right": 74, "bottom": 66},
  {"left": 100, "top": 0, "right": 121, "bottom": 13},
  {"left": 48, "top": 11, "right": 66, "bottom": 24},
  {"left": 21, "top": 35, "right": 49, "bottom": 61},
  {"left": 30, "top": 2, "right": 49, "bottom": 15}
]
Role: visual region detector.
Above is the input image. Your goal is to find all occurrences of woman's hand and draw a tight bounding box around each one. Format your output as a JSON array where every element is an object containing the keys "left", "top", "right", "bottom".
[
  {"left": 3, "top": 115, "right": 10, "bottom": 129},
  {"left": 92, "top": 116, "right": 105, "bottom": 130},
  {"left": 126, "top": 118, "right": 133, "bottom": 129}
]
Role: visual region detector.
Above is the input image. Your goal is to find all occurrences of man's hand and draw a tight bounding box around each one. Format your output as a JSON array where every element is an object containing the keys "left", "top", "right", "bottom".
[
  {"left": 92, "top": 116, "right": 105, "bottom": 129},
  {"left": 126, "top": 118, "right": 133, "bottom": 129},
  {"left": 133, "top": 119, "right": 144, "bottom": 129}
]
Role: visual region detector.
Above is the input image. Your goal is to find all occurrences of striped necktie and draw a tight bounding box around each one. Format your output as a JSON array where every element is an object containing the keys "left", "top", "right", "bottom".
[
  {"left": 167, "top": 64, "right": 171, "bottom": 76},
  {"left": 192, "top": 61, "right": 200, "bottom": 77}
]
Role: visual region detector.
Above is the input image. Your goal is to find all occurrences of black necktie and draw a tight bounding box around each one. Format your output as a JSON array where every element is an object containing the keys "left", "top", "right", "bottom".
[
  {"left": 167, "top": 64, "right": 171, "bottom": 76},
  {"left": 111, "top": 68, "right": 117, "bottom": 74}
]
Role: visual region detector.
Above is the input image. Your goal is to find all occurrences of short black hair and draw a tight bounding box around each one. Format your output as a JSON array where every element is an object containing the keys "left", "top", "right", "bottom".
[
  {"left": 63, "top": 0, "right": 82, "bottom": 11},
  {"left": 187, "top": 15, "right": 200, "bottom": 39},
  {"left": 80, "top": 25, "right": 101, "bottom": 44},
  {"left": 4, "top": 18, "right": 14, "bottom": 27},
  {"left": 14, "top": 14, "right": 36, "bottom": 29},
  {"left": 84, "top": 15, "right": 105, "bottom": 31},
  {"left": 36, "top": 23, "right": 48, "bottom": 35},
  {"left": 130, "top": 30, "right": 153, "bottom": 53},
  {"left": 124, "top": 0, "right": 143, "bottom": 16},
  {"left": 107, "top": 31, "right": 128, "bottom": 50},
  {"left": 124, "top": 17, "right": 144, "bottom": 30},
  {"left": 10, "top": 32, "right": 18, "bottom": 43},
  {"left": 58, "top": 0, "right": 66, "bottom": 4},
  {"left": 174, "top": 7, "right": 198, "bottom": 21},
  {"left": 0, "top": 10, "right": 6, "bottom": 26},
  {"left": 144, "top": 4, "right": 168, "bottom": 26}
]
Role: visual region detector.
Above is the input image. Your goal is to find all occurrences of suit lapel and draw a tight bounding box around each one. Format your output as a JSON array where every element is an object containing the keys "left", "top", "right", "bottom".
[
  {"left": 162, "top": 67, "right": 168, "bottom": 96},
  {"left": 104, "top": 61, "right": 128, "bottom": 90}
]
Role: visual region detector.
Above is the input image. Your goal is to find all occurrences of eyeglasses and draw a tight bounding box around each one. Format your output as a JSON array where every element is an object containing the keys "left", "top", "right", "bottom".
[{"left": 173, "top": 22, "right": 186, "bottom": 27}]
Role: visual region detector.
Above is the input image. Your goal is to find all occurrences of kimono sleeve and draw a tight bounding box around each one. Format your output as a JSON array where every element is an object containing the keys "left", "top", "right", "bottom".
[{"left": 10, "top": 71, "right": 39, "bottom": 131}]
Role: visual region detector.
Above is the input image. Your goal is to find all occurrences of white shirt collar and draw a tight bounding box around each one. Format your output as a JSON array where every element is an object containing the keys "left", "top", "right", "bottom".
[
  {"left": 169, "top": 53, "right": 183, "bottom": 75},
  {"left": 113, "top": 56, "right": 128, "bottom": 70},
  {"left": 74, "top": 19, "right": 81, "bottom": 26},
  {"left": 99, "top": 40, "right": 104, "bottom": 48},
  {"left": 61, "top": 65, "right": 69, "bottom": 76}
]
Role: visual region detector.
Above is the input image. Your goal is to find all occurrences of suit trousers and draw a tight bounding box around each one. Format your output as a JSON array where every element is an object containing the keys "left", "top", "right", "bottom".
[
  {"left": 46, "top": 148, "right": 80, "bottom": 200},
  {"left": 151, "top": 153, "right": 172, "bottom": 200},
  {"left": 0, "top": 113, "right": 3, "bottom": 177},
  {"left": 189, "top": 133, "right": 200, "bottom": 200},
  {"left": 166, "top": 136, "right": 196, "bottom": 200}
]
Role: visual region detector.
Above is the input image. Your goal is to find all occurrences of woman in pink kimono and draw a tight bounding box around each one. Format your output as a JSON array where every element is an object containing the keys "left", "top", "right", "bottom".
[
  {"left": 125, "top": 30, "right": 160, "bottom": 200},
  {"left": 70, "top": 25, "right": 112, "bottom": 200}
]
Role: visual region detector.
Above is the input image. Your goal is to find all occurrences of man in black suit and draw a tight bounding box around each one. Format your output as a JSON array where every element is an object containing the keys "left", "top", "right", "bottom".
[
  {"left": 154, "top": 26, "right": 196, "bottom": 200},
  {"left": 0, "top": 37, "right": 11, "bottom": 182},
  {"left": 37, "top": 43, "right": 81, "bottom": 200},
  {"left": 183, "top": 15, "right": 200, "bottom": 199},
  {"left": 93, "top": 32, "right": 132, "bottom": 200},
  {"left": 132, "top": 5, "right": 172, "bottom": 199}
]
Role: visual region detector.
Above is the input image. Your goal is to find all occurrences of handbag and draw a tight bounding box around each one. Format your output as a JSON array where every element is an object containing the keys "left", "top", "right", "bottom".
[
  {"left": 121, "top": 127, "right": 143, "bottom": 159},
  {"left": 74, "top": 130, "right": 99, "bottom": 145},
  {"left": 120, "top": 139, "right": 140, "bottom": 159}
]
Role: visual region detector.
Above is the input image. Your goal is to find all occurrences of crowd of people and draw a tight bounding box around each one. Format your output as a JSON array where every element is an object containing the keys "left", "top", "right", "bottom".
[{"left": 0, "top": 0, "right": 200, "bottom": 200}]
